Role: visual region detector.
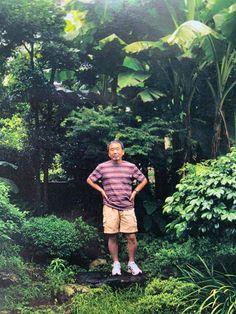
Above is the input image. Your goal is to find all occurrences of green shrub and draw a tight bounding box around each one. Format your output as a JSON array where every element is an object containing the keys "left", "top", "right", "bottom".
[
  {"left": 8, "top": 285, "right": 142, "bottom": 314},
  {"left": 70, "top": 285, "right": 143, "bottom": 314},
  {"left": 137, "top": 236, "right": 236, "bottom": 277},
  {"left": 0, "top": 257, "right": 76, "bottom": 311},
  {"left": 45, "top": 258, "right": 75, "bottom": 297},
  {"left": 137, "top": 278, "right": 196, "bottom": 314},
  {"left": 0, "top": 253, "right": 49, "bottom": 311},
  {"left": 21, "top": 215, "right": 79, "bottom": 259},
  {"left": 74, "top": 216, "right": 103, "bottom": 263},
  {"left": 14, "top": 307, "right": 59, "bottom": 314},
  {"left": 0, "top": 182, "right": 25, "bottom": 245},
  {"left": 21, "top": 215, "right": 99, "bottom": 260},
  {"left": 0, "top": 252, "right": 25, "bottom": 274},
  {"left": 2, "top": 279, "right": 48, "bottom": 311},
  {"left": 74, "top": 216, "right": 98, "bottom": 248},
  {"left": 144, "top": 277, "right": 195, "bottom": 296},
  {"left": 137, "top": 294, "right": 180, "bottom": 314},
  {"left": 143, "top": 238, "right": 214, "bottom": 277},
  {"left": 164, "top": 148, "right": 236, "bottom": 238}
]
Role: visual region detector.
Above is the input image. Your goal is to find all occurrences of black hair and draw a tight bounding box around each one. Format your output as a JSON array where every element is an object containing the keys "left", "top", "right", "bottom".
[{"left": 107, "top": 140, "right": 124, "bottom": 150}]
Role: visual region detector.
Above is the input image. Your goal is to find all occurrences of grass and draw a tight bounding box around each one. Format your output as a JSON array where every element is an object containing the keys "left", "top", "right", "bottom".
[{"left": 181, "top": 256, "right": 236, "bottom": 314}]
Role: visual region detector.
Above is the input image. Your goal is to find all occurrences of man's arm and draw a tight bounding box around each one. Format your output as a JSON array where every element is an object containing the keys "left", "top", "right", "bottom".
[
  {"left": 130, "top": 177, "right": 148, "bottom": 201},
  {"left": 87, "top": 177, "right": 108, "bottom": 200}
]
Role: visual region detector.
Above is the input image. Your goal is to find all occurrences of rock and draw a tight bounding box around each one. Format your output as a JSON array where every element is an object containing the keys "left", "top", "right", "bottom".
[
  {"left": 76, "top": 271, "right": 146, "bottom": 289},
  {"left": 64, "top": 284, "right": 90, "bottom": 298},
  {"left": 58, "top": 283, "right": 91, "bottom": 303},
  {"left": 0, "top": 272, "right": 17, "bottom": 288},
  {"left": 89, "top": 258, "right": 107, "bottom": 269},
  {"left": 64, "top": 285, "right": 75, "bottom": 298}
]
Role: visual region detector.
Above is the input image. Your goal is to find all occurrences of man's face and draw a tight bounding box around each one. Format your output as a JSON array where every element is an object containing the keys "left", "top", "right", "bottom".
[{"left": 108, "top": 142, "right": 124, "bottom": 162}]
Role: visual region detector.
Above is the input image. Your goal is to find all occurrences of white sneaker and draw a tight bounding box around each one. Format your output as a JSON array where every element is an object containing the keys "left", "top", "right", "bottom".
[
  {"left": 112, "top": 261, "right": 121, "bottom": 276},
  {"left": 128, "top": 262, "right": 142, "bottom": 275}
]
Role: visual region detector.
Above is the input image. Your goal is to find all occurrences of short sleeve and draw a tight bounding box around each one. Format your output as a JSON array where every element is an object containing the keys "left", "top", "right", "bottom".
[
  {"left": 88, "top": 165, "right": 103, "bottom": 182},
  {"left": 132, "top": 165, "right": 145, "bottom": 182}
]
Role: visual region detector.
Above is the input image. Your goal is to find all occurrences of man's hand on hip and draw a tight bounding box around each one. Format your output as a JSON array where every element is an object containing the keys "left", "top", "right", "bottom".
[
  {"left": 129, "top": 191, "right": 137, "bottom": 201},
  {"left": 101, "top": 190, "right": 109, "bottom": 200}
]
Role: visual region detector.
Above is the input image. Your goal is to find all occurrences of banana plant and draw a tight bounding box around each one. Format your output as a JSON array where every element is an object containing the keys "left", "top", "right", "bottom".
[
  {"left": 121, "top": 20, "right": 216, "bottom": 162},
  {"left": 122, "top": 0, "right": 236, "bottom": 158},
  {"left": 113, "top": 0, "right": 220, "bottom": 161},
  {"left": 64, "top": 0, "right": 236, "bottom": 159},
  {"left": 158, "top": 2, "right": 236, "bottom": 158},
  {"left": 207, "top": 41, "right": 236, "bottom": 157}
]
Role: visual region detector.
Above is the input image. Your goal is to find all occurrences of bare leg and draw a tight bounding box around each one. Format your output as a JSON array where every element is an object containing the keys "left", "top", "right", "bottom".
[
  {"left": 108, "top": 234, "right": 119, "bottom": 262},
  {"left": 126, "top": 233, "right": 137, "bottom": 262}
]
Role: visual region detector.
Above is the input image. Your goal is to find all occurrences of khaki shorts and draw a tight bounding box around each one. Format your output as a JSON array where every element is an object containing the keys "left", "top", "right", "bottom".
[{"left": 103, "top": 205, "right": 138, "bottom": 234}]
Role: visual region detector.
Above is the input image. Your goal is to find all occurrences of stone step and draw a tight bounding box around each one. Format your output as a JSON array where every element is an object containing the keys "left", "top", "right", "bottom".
[{"left": 75, "top": 271, "right": 146, "bottom": 288}]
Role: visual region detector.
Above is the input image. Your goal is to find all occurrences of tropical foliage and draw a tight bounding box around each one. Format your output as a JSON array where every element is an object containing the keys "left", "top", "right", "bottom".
[
  {"left": 0, "top": 0, "right": 236, "bottom": 213},
  {"left": 1, "top": 0, "right": 236, "bottom": 313},
  {"left": 164, "top": 148, "right": 236, "bottom": 238}
]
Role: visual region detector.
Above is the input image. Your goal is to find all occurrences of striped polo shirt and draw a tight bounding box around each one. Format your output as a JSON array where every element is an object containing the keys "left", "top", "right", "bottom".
[{"left": 89, "top": 160, "right": 145, "bottom": 210}]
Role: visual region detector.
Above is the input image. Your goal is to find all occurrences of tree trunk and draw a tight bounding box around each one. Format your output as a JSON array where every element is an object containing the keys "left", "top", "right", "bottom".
[
  {"left": 154, "top": 166, "right": 168, "bottom": 200},
  {"left": 43, "top": 159, "right": 49, "bottom": 213},
  {"left": 42, "top": 99, "right": 54, "bottom": 212},
  {"left": 211, "top": 111, "right": 222, "bottom": 159},
  {"left": 184, "top": 111, "right": 192, "bottom": 163},
  {"left": 34, "top": 158, "right": 41, "bottom": 214},
  {"left": 111, "top": 75, "right": 118, "bottom": 105},
  {"left": 32, "top": 104, "right": 42, "bottom": 214}
]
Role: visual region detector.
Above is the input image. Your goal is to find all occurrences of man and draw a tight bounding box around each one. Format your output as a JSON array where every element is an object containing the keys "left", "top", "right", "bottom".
[{"left": 87, "top": 140, "right": 148, "bottom": 276}]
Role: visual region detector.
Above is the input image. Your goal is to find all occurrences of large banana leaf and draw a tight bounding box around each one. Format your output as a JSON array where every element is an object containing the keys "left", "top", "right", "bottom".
[
  {"left": 64, "top": 10, "right": 94, "bottom": 41},
  {"left": 123, "top": 21, "right": 220, "bottom": 55},
  {"left": 96, "top": 33, "right": 126, "bottom": 50},
  {"left": 122, "top": 56, "right": 146, "bottom": 72},
  {"left": 118, "top": 72, "right": 150, "bottom": 90},
  {"left": 124, "top": 41, "right": 166, "bottom": 54},
  {"left": 162, "top": 20, "right": 222, "bottom": 49},
  {"left": 137, "top": 89, "right": 165, "bottom": 103}
]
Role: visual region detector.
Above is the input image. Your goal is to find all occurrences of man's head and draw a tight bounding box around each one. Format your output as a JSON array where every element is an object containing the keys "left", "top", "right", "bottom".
[{"left": 107, "top": 140, "right": 124, "bottom": 162}]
